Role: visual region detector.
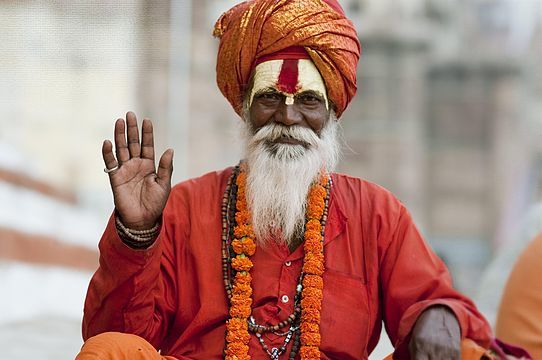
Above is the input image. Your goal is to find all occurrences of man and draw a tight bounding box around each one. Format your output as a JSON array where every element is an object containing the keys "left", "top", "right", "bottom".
[{"left": 77, "top": 0, "right": 493, "bottom": 359}]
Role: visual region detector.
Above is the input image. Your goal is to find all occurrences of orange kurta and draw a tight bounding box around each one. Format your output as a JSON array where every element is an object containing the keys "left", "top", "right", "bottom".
[
  {"left": 82, "top": 168, "right": 492, "bottom": 359},
  {"left": 496, "top": 232, "right": 542, "bottom": 359}
]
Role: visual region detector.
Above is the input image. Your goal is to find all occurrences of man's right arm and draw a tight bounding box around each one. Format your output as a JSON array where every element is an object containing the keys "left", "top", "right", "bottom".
[
  {"left": 82, "top": 111, "right": 176, "bottom": 349},
  {"left": 81, "top": 201, "right": 184, "bottom": 350}
]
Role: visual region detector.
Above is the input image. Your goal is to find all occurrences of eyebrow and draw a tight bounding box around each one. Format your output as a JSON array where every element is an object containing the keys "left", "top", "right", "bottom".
[
  {"left": 294, "top": 90, "right": 325, "bottom": 100},
  {"left": 254, "top": 87, "right": 280, "bottom": 97}
]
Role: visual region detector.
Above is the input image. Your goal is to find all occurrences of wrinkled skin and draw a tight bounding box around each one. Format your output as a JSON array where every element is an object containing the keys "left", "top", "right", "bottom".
[
  {"left": 249, "top": 89, "right": 330, "bottom": 133},
  {"left": 102, "top": 111, "right": 174, "bottom": 230},
  {"left": 409, "top": 305, "right": 461, "bottom": 360}
]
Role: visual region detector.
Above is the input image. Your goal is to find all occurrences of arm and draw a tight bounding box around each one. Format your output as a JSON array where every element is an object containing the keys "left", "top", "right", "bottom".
[
  {"left": 82, "top": 112, "right": 176, "bottom": 349},
  {"left": 82, "top": 212, "right": 179, "bottom": 348},
  {"left": 379, "top": 205, "right": 491, "bottom": 359}
]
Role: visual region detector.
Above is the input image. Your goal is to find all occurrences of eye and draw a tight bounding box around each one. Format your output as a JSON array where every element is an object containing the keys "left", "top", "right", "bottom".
[{"left": 297, "top": 93, "right": 322, "bottom": 105}]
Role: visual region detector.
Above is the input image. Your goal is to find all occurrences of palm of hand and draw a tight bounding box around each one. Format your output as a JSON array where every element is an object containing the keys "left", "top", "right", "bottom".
[
  {"left": 102, "top": 112, "right": 174, "bottom": 230},
  {"left": 110, "top": 157, "right": 167, "bottom": 229}
]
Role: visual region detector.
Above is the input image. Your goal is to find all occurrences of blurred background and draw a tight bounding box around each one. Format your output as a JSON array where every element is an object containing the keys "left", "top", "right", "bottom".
[{"left": 1, "top": 0, "right": 542, "bottom": 358}]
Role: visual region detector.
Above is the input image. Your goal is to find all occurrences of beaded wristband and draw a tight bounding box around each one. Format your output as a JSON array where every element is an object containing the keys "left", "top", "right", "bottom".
[{"left": 115, "top": 216, "right": 160, "bottom": 249}]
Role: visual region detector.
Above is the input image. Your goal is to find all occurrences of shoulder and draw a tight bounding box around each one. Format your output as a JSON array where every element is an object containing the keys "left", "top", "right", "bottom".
[
  {"left": 331, "top": 172, "right": 406, "bottom": 216},
  {"left": 173, "top": 167, "right": 232, "bottom": 192},
  {"left": 167, "top": 167, "right": 234, "bottom": 208}
]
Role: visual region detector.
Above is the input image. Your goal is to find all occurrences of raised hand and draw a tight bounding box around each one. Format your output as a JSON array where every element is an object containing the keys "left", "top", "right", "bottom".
[{"left": 102, "top": 112, "right": 174, "bottom": 230}]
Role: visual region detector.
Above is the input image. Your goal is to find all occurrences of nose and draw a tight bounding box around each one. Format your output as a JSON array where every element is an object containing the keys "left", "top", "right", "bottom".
[{"left": 275, "top": 102, "right": 303, "bottom": 126}]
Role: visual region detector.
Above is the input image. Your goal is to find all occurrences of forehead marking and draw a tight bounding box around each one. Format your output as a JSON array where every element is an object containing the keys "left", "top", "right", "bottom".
[
  {"left": 248, "top": 59, "right": 329, "bottom": 109},
  {"left": 277, "top": 59, "right": 299, "bottom": 94}
]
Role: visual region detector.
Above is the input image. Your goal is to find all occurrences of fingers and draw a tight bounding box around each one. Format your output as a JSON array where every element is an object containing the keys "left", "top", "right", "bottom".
[
  {"left": 141, "top": 118, "right": 155, "bottom": 161},
  {"left": 109, "top": 112, "right": 157, "bottom": 174},
  {"left": 102, "top": 140, "right": 119, "bottom": 173},
  {"left": 126, "top": 111, "right": 141, "bottom": 158},
  {"left": 114, "top": 118, "right": 130, "bottom": 165},
  {"left": 156, "top": 149, "right": 174, "bottom": 188}
]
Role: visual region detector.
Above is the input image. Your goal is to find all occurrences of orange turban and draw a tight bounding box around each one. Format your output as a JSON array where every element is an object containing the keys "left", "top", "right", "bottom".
[{"left": 213, "top": 0, "right": 361, "bottom": 118}]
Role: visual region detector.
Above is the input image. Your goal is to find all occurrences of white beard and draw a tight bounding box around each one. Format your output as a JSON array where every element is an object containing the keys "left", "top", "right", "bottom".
[{"left": 241, "top": 114, "right": 340, "bottom": 247}]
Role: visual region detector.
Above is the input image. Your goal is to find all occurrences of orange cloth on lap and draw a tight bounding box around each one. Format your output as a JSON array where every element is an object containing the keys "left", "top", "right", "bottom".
[
  {"left": 382, "top": 339, "right": 493, "bottom": 360},
  {"left": 76, "top": 332, "right": 178, "bottom": 360}
]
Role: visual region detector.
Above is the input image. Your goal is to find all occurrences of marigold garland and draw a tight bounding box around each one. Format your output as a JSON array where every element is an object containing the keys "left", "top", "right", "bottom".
[
  {"left": 235, "top": 210, "right": 250, "bottom": 226},
  {"left": 301, "top": 308, "right": 321, "bottom": 323},
  {"left": 300, "top": 322, "right": 320, "bottom": 333},
  {"left": 300, "top": 332, "right": 321, "bottom": 346},
  {"left": 300, "top": 297, "right": 322, "bottom": 310},
  {"left": 302, "top": 260, "right": 325, "bottom": 276},
  {"left": 234, "top": 272, "right": 252, "bottom": 286},
  {"left": 224, "top": 166, "right": 330, "bottom": 359},
  {"left": 234, "top": 224, "right": 255, "bottom": 238},
  {"left": 299, "top": 346, "right": 320, "bottom": 358},
  {"left": 299, "top": 173, "right": 329, "bottom": 359},
  {"left": 231, "top": 257, "right": 253, "bottom": 272},
  {"left": 305, "top": 219, "right": 322, "bottom": 232},
  {"left": 302, "top": 275, "right": 323, "bottom": 290},
  {"left": 224, "top": 165, "right": 253, "bottom": 360},
  {"left": 304, "top": 230, "right": 321, "bottom": 243},
  {"left": 232, "top": 237, "right": 256, "bottom": 256}
]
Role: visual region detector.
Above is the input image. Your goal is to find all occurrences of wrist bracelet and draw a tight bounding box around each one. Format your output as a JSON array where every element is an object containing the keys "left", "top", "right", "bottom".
[
  {"left": 115, "top": 216, "right": 160, "bottom": 245},
  {"left": 116, "top": 220, "right": 160, "bottom": 236}
]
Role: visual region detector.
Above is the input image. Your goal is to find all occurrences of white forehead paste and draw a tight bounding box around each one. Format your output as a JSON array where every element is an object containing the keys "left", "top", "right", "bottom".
[
  {"left": 249, "top": 60, "right": 283, "bottom": 107},
  {"left": 297, "top": 59, "right": 328, "bottom": 109},
  {"left": 249, "top": 59, "right": 329, "bottom": 109}
]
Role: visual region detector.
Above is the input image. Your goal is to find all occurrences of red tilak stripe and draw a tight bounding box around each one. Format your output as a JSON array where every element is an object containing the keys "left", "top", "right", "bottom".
[{"left": 277, "top": 59, "right": 299, "bottom": 94}]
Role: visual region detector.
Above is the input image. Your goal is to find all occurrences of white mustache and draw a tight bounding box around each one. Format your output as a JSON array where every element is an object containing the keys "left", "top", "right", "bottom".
[{"left": 251, "top": 123, "right": 320, "bottom": 148}]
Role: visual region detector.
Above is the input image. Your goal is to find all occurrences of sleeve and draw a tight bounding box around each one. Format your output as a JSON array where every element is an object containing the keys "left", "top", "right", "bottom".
[
  {"left": 81, "top": 189, "right": 187, "bottom": 350},
  {"left": 378, "top": 204, "right": 492, "bottom": 358}
]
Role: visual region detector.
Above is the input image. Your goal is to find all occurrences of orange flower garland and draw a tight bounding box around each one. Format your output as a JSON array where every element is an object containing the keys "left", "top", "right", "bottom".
[
  {"left": 299, "top": 173, "right": 329, "bottom": 359},
  {"left": 224, "top": 166, "right": 330, "bottom": 359},
  {"left": 225, "top": 168, "right": 253, "bottom": 360}
]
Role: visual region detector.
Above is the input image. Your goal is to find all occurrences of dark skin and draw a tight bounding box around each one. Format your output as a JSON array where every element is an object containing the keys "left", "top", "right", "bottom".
[
  {"left": 409, "top": 305, "right": 461, "bottom": 360},
  {"left": 249, "top": 88, "right": 330, "bottom": 134},
  {"left": 103, "top": 100, "right": 461, "bottom": 358},
  {"left": 101, "top": 112, "right": 174, "bottom": 230}
]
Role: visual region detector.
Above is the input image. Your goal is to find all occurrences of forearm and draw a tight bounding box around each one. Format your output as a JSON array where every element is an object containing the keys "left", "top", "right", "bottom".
[
  {"left": 379, "top": 207, "right": 492, "bottom": 357},
  {"left": 389, "top": 292, "right": 492, "bottom": 360},
  {"left": 82, "top": 213, "right": 170, "bottom": 344}
]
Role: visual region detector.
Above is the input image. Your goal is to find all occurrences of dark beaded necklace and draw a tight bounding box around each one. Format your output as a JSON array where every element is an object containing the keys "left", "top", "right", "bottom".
[{"left": 221, "top": 165, "right": 331, "bottom": 359}]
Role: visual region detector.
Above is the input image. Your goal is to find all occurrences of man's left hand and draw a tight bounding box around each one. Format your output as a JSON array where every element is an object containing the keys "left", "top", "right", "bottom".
[{"left": 408, "top": 305, "right": 461, "bottom": 360}]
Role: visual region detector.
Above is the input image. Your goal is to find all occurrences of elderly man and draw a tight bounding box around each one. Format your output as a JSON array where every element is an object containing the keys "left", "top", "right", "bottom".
[{"left": 77, "top": 0, "right": 493, "bottom": 359}]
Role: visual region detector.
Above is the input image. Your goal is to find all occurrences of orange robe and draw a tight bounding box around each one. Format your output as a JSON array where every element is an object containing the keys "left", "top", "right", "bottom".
[
  {"left": 496, "top": 232, "right": 542, "bottom": 359},
  {"left": 82, "top": 168, "right": 492, "bottom": 359}
]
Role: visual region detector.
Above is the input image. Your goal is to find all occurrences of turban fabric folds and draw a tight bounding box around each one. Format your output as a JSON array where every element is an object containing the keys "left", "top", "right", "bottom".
[{"left": 214, "top": 0, "right": 361, "bottom": 118}]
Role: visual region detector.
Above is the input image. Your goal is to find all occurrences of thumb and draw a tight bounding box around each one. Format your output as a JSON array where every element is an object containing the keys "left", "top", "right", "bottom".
[{"left": 156, "top": 149, "right": 174, "bottom": 187}]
